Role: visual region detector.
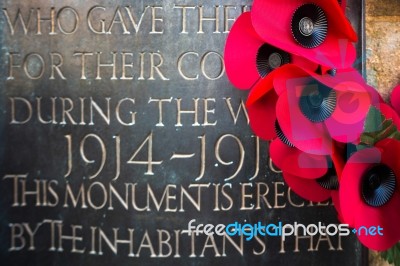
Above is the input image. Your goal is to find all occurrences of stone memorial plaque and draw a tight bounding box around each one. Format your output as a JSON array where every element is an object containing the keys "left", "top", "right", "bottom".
[{"left": 0, "top": 0, "right": 367, "bottom": 265}]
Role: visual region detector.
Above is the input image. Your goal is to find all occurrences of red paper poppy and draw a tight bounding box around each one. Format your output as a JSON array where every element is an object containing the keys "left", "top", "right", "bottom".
[
  {"left": 251, "top": 0, "right": 357, "bottom": 69},
  {"left": 339, "top": 139, "right": 400, "bottom": 250},
  {"left": 224, "top": 12, "right": 318, "bottom": 90},
  {"left": 248, "top": 64, "right": 381, "bottom": 155}
]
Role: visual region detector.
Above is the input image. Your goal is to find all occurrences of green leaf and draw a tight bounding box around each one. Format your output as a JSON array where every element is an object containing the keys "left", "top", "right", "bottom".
[
  {"left": 364, "top": 106, "right": 385, "bottom": 133},
  {"left": 391, "top": 131, "right": 400, "bottom": 140},
  {"left": 355, "top": 144, "right": 368, "bottom": 151},
  {"left": 360, "top": 106, "right": 400, "bottom": 146},
  {"left": 376, "top": 120, "right": 396, "bottom": 139},
  {"left": 360, "top": 133, "right": 376, "bottom": 146},
  {"left": 380, "top": 243, "right": 400, "bottom": 265}
]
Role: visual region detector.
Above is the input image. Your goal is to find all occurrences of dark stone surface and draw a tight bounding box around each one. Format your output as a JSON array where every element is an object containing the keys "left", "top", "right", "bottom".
[{"left": 0, "top": 0, "right": 367, "bottom": 265}]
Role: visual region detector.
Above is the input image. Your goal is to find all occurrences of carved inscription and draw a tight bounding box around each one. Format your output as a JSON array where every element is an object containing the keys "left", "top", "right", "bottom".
[{"left": 0, "top": 0, "right": 363, "bottom": 265}]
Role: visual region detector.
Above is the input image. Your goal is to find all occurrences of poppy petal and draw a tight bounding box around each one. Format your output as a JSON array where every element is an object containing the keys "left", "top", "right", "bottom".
[
  {"left": 390, "top": 85, "right": 400, "bottom": 116},
  {"left": 270, "top": 138, "right": 328, "bottom": 178},
  {"left": 292, "top": 54, "right": 319, "bottom": 73},
  {"left": 246, "top": 71, "right": 275, "bottom": 107},
  {"left": 283, "top": 172, "right": 331, "bottom": 202},
  {"left": 224, "top": 12, "right": 263, "bottom": 89},
  {"left": 247, "top": 90, "right": 278, "bottom": 140},
  {"left": 273, "top": 64, "right": 311, "bottom": 96},
  {"left": 338, "top": 0, "right": 347, "bottom": 12}
]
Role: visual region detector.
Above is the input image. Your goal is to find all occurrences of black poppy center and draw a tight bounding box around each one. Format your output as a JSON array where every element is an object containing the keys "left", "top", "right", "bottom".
[
  {"left": 317, "top": 167, "right": 339, "bottom": 190},
  {"left": 361, "top": 164, "right": 396, "bottom": 207},
  {"left": 299, "top": 17, "right": 314, "bottom": 36},
  {"left": 299, "top": 83, "right": 336, "bottom": 123},
  {"left": 291, "top": 4, "right": 328, "bottom": 48},
  {"left": 368, "top": 174, "right": 381, "bottom": 190},
  {"left": 307, "top": 90, "right": 324, "bottom": 108},
  {"left": 274, "top": 120, "right": 294, "bottom": 148},
  {"left": 268, "top": 53, "right": 283, "bottom": 69},
  {"left": 256, "top": 44, "right": 291, "bottom": 77}
]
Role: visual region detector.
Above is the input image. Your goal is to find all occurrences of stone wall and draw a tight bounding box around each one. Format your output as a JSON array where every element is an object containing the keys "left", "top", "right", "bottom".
[
  {"left": 366, "top": 0, "right": 400, "bottom": 100},
  {"left": 366, "top": 0, "right": 399, "bottom": 265}
]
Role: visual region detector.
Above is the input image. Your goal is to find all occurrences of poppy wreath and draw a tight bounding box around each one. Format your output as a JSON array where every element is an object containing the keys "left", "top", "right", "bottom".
[{"left": 224, "top": 0, "right": 400, "bottom": 252}]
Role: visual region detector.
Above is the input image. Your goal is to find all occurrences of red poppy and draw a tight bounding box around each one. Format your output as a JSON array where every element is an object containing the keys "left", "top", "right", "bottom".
[
  {"left": 224, "top": 12, "right": 317, "bottom": 90},
  {"left": 251, "top": 0, "right": 357, "bottom": 69},
  {"left": 339, "top": 138, "right": 400, "bottom": 251},
  {"left": 248, "top": 64, "right": 381, "bottom": 155}
]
